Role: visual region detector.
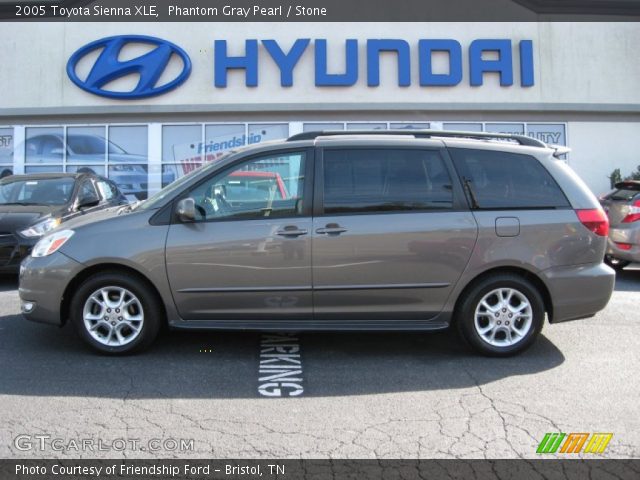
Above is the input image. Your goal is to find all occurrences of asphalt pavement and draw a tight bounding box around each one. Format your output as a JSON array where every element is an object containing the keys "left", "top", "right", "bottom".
[{"left": 0, "top": 267, "right": 638, "bottom": 459}]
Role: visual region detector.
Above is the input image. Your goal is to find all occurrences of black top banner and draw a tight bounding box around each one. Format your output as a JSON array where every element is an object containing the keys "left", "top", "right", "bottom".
[{"left": 2, "top": 0, "right": 640, "bottom": 21}]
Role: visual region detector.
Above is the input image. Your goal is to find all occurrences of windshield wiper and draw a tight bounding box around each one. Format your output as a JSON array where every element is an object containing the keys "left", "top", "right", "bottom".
[{"left": 1, "top": 202, "right": 43, "bottom": 206}]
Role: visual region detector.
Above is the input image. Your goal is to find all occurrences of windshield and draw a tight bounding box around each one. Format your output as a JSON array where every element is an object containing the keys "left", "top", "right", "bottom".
[
  {"left": 0, "top": 177, "right": 75, "bottom": 206},
  {"left": 135, "top": 155, "right": 234, "bottom": 211}
]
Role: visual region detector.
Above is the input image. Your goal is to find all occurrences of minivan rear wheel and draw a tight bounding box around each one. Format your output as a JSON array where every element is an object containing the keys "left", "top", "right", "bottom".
[
  {"left": 456, "top": 274, "right": 545, "bottom": 357},
  {"left": 70, "top": 271, "right": 162, "bottom": 355}
]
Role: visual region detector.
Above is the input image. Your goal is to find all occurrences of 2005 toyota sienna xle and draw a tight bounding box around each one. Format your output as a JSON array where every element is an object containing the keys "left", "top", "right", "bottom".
[{"left": 19, "top": 130, "right": 615, "bottom": 356}]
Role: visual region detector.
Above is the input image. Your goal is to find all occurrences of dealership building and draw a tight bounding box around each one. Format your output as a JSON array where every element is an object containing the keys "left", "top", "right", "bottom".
[{"left": 0, "top": 22, "right": 639, "bottom": 199}]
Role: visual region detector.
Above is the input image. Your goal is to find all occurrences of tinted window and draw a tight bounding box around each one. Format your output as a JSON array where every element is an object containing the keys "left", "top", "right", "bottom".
[
  {"left": 188, "top": 152, "right": 305, "bottom": 221},
  {"left": 322, "top": 149, "right": 453, "bottom": 214},
  {"left": 449, "top": 148, "right": 569, "bottom": 209}
]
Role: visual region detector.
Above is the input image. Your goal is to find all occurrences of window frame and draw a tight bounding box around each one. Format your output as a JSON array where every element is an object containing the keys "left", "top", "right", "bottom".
[
  {"left": 314, "top": 146, "right": 468, "bottom": 217},
  {"left": 172, "top": 147, "right": 315, "bottom": 225}
]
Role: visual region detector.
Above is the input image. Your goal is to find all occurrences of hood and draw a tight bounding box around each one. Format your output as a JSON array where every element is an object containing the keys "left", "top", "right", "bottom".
[
  {"left": 0, "top": 204, "right": 64, "bottom": 233},
  {"left": 59, "top": 205, "right": 133, "bottom": 231}
]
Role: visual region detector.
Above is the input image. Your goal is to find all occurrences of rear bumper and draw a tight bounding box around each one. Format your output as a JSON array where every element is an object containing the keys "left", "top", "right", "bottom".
[
  {"left": 542, "top": 262, "right": 615, "bottom": 323},
  {"left": 606, "top": 228, "right": 640, "bottom": 263},
  {"left": 19, "top": 252, "right": 84, "bottom": 326}
]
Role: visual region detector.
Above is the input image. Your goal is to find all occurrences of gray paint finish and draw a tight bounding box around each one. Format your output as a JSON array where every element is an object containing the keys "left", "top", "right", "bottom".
[{"left": 18, "top": 133, "right": 615, "bottom": 348}]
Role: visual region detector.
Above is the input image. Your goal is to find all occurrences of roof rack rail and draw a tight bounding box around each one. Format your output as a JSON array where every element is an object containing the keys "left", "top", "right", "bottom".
[{"left": 287, "top": 129, "right": 548, "bottom": 148}]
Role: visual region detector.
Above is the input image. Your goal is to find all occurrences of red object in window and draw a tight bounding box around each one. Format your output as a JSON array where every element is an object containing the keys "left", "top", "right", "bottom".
[
  {"left": 576, "top": 208, "right": 609, "bottom": 237},
  {"left": 621, "top": 200, "right": 640, "bottom": 223}
]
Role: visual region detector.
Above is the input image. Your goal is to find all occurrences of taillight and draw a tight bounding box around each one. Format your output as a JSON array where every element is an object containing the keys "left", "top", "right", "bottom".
[
  {"left": 621, "top": 200, "right": 640, "bottom": 223},
  {"left": 576, "top": 208, "right": 609, "bottom": 236},
  {"left": 615, "top": 242, "right": 633, "bottom": 251}
]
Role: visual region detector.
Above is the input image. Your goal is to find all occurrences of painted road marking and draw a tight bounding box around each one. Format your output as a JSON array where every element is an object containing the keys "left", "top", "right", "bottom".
[{"left": 258, "top": 333, "right": 303, "bottom": 397}]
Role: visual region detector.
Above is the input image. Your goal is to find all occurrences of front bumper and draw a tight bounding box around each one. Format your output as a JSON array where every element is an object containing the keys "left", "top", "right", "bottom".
[
  {"left": 0, "top": 234, "right": 37, "bottom": 273},
  {"left": 606, "top": 227, "right": 640, "bottom": 263},
  {"left": 541, "top": 262, "right": 615, "bottom": 323},
  {"left": 19, "top": 252, "right": 84, "bottom": 326}
]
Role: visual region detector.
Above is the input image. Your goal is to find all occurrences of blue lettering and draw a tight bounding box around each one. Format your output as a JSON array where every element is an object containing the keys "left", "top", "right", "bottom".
[
  {"left": 519, "top": 40, "right": 534, "bottom": 87},
  {"left": 469, "top": 39, "right": 513, "bottom": 86},
  {"left": 366, "top": 39, "right": 411, "bottom": 87},
  {"left": 214, "top": 40, "right": 258, "bottom": 87},
  {"left": 418, "top": 39, "right": 462, "bottom": 86},
  {"left": 262, "top": 39, "right": 310, "bottom": 87},
  {"left": 315, "top": 39, "right": 358, "bottom": 86}
]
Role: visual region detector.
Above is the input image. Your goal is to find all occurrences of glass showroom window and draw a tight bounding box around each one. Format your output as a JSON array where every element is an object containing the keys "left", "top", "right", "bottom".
[
  {"left": 204, "top": 124, "right": 246, "bottom": 163},
  {"left": 162, "top": 124, "right": 202, "bottom": 188},
  {"left": 485, "top": 123, "right": 525, "bottom": 135},
  {"left": 443, "top": 122, "right": 483, "bottom": 132},
  {"left": 346, "top": 122, "right": 387, "bottom": 130},
  {"left": 390, "top": 122, "right": 431, "bottom": 129},
  {"left": 527, "top": 124, "right": 566, "bottom": 146},
  {"left": 108, "top": 125, "right": 149, "bottom": 200},
  {"left": 303, "top": 123, "right": 345, "bottom": 132},
  {"left": 248, "top": 123, "right": 289, "bottom": 143},
  {"left": 24, "top": 127, "right": 64, "bottom": 173},
  {"left": 65, "top": 126, "right": 106, "bottom": 176},
  {"left": 0, "top": 128, "right": 13, "bottom": 178}
]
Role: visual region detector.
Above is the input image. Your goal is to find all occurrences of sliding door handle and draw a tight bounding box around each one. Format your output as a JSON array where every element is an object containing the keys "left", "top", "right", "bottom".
[
  {"left": 276, "top": 227, "right": 308, "bottom": 237},
  {"left": 316, "top": 224, "right": 347, "bottom": 235}
]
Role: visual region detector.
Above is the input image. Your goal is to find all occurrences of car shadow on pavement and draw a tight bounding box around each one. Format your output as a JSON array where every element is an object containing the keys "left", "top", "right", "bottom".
[
  {"left": 614, "top": 266, "right": 640, "bottom": 292},
  {"left": 0, "top": 309, "right": 565, "bottom": 399}
]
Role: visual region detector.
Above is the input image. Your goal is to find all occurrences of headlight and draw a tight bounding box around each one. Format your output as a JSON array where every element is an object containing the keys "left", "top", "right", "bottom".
[
  {"left": 32, "top": 230, "right": 74, "bottom": 258},
  {"left": 20, "top": 217, "right": 61, "bottom": 238}
]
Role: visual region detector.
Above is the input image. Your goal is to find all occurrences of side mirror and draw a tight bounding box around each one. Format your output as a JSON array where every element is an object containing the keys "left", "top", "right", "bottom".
[
  {"left": 176, "top": 197, "right": 197, "bottom": 222},
  {"left": 77, "top": 192, "right": 100, "bottom": 209}
]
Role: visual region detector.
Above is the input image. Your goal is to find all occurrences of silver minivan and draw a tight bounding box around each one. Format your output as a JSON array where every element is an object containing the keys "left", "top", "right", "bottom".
[{"left": 19, "top": 130, "right": 615, "bottom": 356}]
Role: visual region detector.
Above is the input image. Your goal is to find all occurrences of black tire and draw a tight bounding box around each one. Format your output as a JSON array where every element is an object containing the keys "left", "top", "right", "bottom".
[
  {"left": 455, "top": 274, "right": 545, "bottom": 357},
  {"left": 70, "top": 271, "right": 163, "bottom": 355},
  {"left": 604, "top": 255, "right": 631, "bottom": 271}
]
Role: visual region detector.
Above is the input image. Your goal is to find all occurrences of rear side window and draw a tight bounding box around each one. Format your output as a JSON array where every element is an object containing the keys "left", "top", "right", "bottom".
[
  {"left": 449, "top": 148, "right": 569, "bottom": 209},
  {"left": 322, "top": 149, "right": 453, "bottom": 214}
]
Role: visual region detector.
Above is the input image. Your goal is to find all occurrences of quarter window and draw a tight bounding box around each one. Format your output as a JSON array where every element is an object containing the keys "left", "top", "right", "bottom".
[
  {"left": 322, "top": 149, "right": 453, "bottom": 214},
  {"left": 449, "top": 148, "right": 569, "bottom": 209}
]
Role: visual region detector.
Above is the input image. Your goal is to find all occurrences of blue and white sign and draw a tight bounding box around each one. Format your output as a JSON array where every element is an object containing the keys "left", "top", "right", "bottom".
[
  {"left": 67, "top": 36, "right": 534, "bottom": 99},
  {"left": 66, "top": 35, "right": 192, "bottom": 99}
]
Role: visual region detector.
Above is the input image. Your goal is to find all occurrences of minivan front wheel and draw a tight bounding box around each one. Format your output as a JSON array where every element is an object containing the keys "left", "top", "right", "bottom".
[
  {"left": 456, "top": 274, "right": 544, "bottom": 357},
  {"left": 70, "top": 272, "right": 162, "bottom": 354}
]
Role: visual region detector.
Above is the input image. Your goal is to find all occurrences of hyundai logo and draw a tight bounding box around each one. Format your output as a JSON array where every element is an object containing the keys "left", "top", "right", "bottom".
[{"left": 66, "top": 35, "right": 191, "bottom": 99}]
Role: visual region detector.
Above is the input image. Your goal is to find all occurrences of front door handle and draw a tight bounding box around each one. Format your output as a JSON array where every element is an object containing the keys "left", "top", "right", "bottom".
[
  {"left": 316, "top": 223, "right": 347, "bottom": 235},
  {"left": 276, "top": 226, "right": 308, "bottom": 237}
]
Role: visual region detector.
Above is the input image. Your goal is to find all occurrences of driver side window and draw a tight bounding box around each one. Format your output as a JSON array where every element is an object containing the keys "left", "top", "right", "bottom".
[{"left": 188, "top": 151, "right": 306, "bottom": 221}]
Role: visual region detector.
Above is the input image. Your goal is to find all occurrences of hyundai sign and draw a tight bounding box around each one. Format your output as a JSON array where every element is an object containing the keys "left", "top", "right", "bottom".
[
  {"left": 68, "top": 36, "right": 534, "bottom": 99},
  {"left": 66, "top": 35, "right": 192, "bottom": 99}
]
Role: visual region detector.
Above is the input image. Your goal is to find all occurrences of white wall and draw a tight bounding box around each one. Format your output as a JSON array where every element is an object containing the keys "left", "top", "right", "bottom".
[{"left": 568, "top": 122, "right": 640, "bottom": 196}]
